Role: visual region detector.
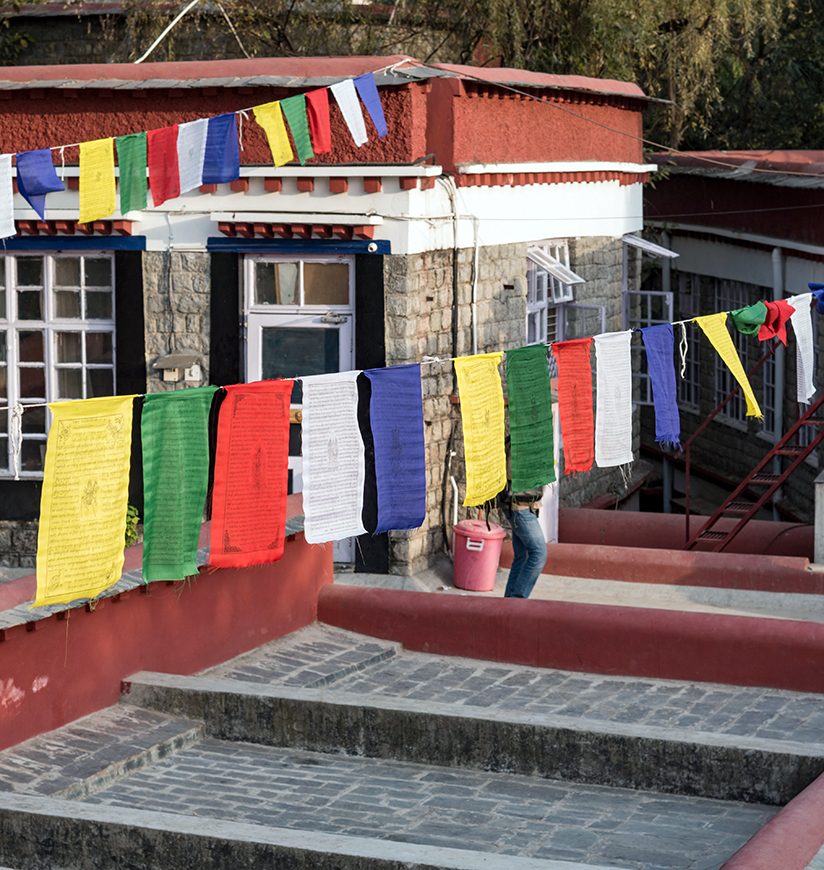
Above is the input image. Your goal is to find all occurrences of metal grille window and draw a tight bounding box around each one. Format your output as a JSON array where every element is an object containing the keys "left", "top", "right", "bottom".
[
  {"left": 0, "top": 253, "right": 116, "bottom": 477},
  {"left": 626, "top": 289, "right": 673, "bottom": 405}
]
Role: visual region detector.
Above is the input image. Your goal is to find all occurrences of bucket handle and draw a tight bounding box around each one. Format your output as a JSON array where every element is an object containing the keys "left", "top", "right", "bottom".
[{"left": 465, "top": 539, "right": 485, "bottom": 552}]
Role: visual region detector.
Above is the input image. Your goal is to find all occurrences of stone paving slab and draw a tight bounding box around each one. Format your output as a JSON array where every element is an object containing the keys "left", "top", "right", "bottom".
[
  {"left": 0, "top": 704, "right": 203, "bottom": 799},
  {"left": 80, "top": 738, "right": 776, "bottom": 870},
  {"left": 809, "top": 846, "right": 824, "bottom": 869},
  {"left": 203, "top": 624, "right": 824, "bottom": 750}
]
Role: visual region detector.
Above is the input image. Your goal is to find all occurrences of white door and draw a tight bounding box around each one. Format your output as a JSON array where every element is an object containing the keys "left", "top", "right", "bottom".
[{"left": 244, "top": 255, "right": 356, "bottom": 562}]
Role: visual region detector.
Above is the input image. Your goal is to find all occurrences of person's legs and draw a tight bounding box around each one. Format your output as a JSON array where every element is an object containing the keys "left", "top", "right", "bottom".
[
  {"left": 504, "top": 509, "right": 546, "bottom": 598},
  {"left": 505, "top": 510, "right": 527, "bottom": 595}
]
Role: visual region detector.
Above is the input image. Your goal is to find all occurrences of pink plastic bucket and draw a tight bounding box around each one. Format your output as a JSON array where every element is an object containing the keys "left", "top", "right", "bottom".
[{"left": 452, "top": 519, "right": 506, "bottom": 592}]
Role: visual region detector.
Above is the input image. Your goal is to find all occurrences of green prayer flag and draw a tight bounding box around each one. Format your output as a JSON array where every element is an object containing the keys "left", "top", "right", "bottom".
[
  {"left": 116, "top": 132, "right": 148, "bottom": 214},
  {"left": 505, "top": 344, "right": 555, "bottom": 491},
  {"left": 730, "top": 301, "right": 767, "bottom": 336},
  {"left": 280, "top": 95, "right": 315, "bottom": 165},
  {"left": 141, "top": 386, "right": 217, "bottom": 581}
]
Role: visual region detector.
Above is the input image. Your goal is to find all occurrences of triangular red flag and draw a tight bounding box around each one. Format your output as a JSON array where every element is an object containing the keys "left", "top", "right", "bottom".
[
  {"left": 305, "top": 88, "right": 332, "bottom": 155},
  {"left": 148, "top": 126, "right": 180, "bottom": 207}
]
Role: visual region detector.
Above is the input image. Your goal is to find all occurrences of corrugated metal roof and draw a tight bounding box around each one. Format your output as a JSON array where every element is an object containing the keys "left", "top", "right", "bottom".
[{"left": 652, "top": 151, "right": 824, "bottom": 189}]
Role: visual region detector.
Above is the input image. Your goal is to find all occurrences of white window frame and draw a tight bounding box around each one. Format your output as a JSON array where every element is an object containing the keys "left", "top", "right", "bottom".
[
  {"left": 0, "top": 252, "right": 117, "bottom": 479},
  {"left": 243, "top": 253, "right": 354, "bottom": 315},
  {"left": 526, "top": 240, "right": 586, "bottom": 345}
]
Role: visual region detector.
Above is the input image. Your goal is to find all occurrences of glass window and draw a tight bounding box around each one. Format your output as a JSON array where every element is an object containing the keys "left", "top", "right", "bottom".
[
  {"left": 0, "top": 252, "right": 116, "bottom": 477},
  {"left": 249, "top": 256, "right": 351, "bottom": 309},
  {"left": 303, "top": 263, "right": 349, "bottom": 305}
]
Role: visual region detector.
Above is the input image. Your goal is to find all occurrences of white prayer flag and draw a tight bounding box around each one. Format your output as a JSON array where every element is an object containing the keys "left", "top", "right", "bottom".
[
  {"left": 330, "top": 79, "right": 368, "bottom": 147},
  {"left": 594, "top": 330, "right": 634, "bottom": 468},
  {"left": 0, "top": 155, "right": 15, "bottom": 239},
  {"left": 176, "top": 119, "right": 208, "bottom": 194},
  {"left": 301, "top": 370, "right": 367, "bottom": 543},
  {"left": 789, "top": 293, "right": 816, "bottom": 404}
]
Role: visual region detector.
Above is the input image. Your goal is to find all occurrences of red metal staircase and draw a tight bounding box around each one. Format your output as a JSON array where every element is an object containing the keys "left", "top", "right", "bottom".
[{"left": 686, "top": 391, "right": 824, "bottom": 551}]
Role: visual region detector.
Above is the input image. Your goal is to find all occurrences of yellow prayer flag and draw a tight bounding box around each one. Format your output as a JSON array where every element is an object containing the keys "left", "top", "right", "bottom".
[
  {"left": 253, "top": 102, "right": 295, "bottom": 167},
  {"left": 695, "top": 312, "right": 763, "bottom": 418},
  {"left": 79, "top": 138, "right": 116, "bottom": 224},
  {"left": 454, "top": 352, "right": 507, "bottom": 506},
  {"left": 34, "top": 395, "right": 136, "bottom": 608}
]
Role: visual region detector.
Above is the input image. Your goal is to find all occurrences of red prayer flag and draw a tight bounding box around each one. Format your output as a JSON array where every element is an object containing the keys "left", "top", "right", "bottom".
[
  {"left": 148, "top": 126, "right": 180, "bottom": 207},
  {"left": 305, "top": 88, "right": 332, "bottom": 154},
  {"left": 757, "top": 299, "right": 796, "bottom": 346},
  {"left": 552, "top": 338, "right": 594, "bottom": 474},
  {"left": 209, "top": 380, "right": 292, "bottom": 569}
]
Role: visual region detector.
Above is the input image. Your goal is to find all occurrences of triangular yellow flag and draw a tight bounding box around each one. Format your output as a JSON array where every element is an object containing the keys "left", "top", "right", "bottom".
[
  {"left": 253, "top": 101, "right": 295, "bottom": 167},
  {"left": 79, "top": 138, "right": 116, "bottom": 224},
  {"left": 695, "top": 312, "right": 763, "bottom": 418},
  {"left": 454, "top": 352, "right": 507, "bottom": 506}
]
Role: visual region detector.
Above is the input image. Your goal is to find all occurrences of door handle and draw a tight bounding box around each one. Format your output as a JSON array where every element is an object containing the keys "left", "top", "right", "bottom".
[{"left": 320, "top": 312, "right": 349, "bottom": 325}]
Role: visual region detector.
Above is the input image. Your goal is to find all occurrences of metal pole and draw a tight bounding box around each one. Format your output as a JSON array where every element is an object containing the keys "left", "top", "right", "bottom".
[{"left": 772, "top": 246, "right": 785, "bottom": 521}]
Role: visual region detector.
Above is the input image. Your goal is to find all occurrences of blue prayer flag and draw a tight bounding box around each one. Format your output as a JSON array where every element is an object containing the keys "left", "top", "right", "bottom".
[
  {"left": 808, "top": 283, "right": 824, "bottom": 314},
  {"left": 640, "top": 324, "right": 681, "bottom": 450},
  {"left": 353, "top": 73, "right": 388, "bottom": 139},
  {"left": 16, "top": 149, "right": 65, "bottom": 219},
  {"left": 202, "top": 113, "right": 240, "bottom": 184},
  {"left": 364, "top": 364, "right": 426, "bottom": 533}
]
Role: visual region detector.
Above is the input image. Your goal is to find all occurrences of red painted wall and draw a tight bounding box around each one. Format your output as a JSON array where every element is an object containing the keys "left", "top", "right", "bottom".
[{"left": 0, "top": 529, "right": 333, "bottom": 750}]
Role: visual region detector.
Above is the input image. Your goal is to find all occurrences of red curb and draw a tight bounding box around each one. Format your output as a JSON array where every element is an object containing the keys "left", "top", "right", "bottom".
[
  {"left": 318, "top": 585, "right": 824, "bottom": 693},
  {"left": 722, "top": 773, "right": 824, "bottom": 869}
]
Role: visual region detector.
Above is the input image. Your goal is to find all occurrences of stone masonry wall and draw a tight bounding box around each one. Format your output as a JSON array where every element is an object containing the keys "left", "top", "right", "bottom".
[
  {"left": 142, "top": 252, "right": 211, "bottom": 394},
  {"left": 0, "top": 520, "right": 37, "bottom": 568}
]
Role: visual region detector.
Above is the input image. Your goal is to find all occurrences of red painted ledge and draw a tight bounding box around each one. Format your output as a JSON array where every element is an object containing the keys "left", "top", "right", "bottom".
[
  {"left": 722, "top": 772, "right": 824, "bottom": 869},
  {"left": 318, "top": 585, "right": 824, "bottom": 693}
]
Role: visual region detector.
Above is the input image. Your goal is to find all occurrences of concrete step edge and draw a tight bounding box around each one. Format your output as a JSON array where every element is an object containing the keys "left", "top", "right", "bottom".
[
  {"left": 0, "top": 792, "right": 613, "bottom": 870},
  {"left": 123, "top": 671, "right": 824, "bottom": 805}
]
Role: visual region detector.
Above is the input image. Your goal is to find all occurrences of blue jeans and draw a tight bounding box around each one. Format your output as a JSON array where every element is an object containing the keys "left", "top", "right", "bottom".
[{"left": 504, "top": 508, "right": 546, "bottom": 599}]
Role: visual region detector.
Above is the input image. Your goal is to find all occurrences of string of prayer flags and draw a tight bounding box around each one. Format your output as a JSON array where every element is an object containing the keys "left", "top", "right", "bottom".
[
  {"left": 730, "top": 301, "right": 767, "bottom": 336},
  {"left": 209, "top": 380, "right": 292, "bottom": 568},
  {"left": 454, "top": 352, "right": 506, "bottom": 506},
  {"left": 788, "top": 293, "right": 816, "bottom": 404},
  {"left": 758, "top": 299, "right": 796, "bottom": 345},
  {"left": 354, "top": 73, "right": 388, "bottom": 138},
  {"left": 640, "top": 324, "right": 681, "bottom": 449},
  {"left": 34, "top": 395, "right": 135, "bottom": 608},
  {"left": 281, "top": 94, "right": 315, "bottom": 165},
  {"left": 330, "top": 79, "right": 369, "bottom": 147},
  {"left": 594, "top": 331, "right": 634, "bottom": 468},
  {"left": 141, "top": 386, "right": 217, "bottom": 581},
  {"left": 253, "top": 102, "right": 295, "bottom": 166},
  {"left": 116, "top": 133, "right": 148, "bottom": 214},
  {"left": 505, "top": 344, "right": 555, "bottom": 491},
  {"left": 0, "top": 155, "right": 14, "bottom": 239},
  {"left": 176, "top": 119, "right": 209, "bottom": 194},
  {"left": 78, "top": 138, "right": 115, "bottom": 225},
  {"left": 148, "top": 126, "right": 180, "bottom": 208},
  {"left": 16, "top": 148, "right": 65, "bottom": 219},
  {"left": 364, "top": 365, "right": 427, "bottom": 533},
  {"left": 696, "top": 312, "right": 762, "bottom": 418},
  {"left": 306, "top": 89, "right": 332, "bottom": 155},
  {"left": 302, "top": 371, "right": 367, "bottom": 543},
  {"left": 552, "top": 338, "right": 594, "bottom": 474},
  {"left": 202, "top": 113, "right": 240, "bottom": 185}
]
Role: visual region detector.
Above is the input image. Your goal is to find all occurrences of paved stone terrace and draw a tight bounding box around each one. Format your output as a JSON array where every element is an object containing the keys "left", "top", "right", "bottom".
[
  {"left": 204, "top": 625, "right": 824, "bottom": 748},
  {"left": 82, "top": 738, "right": 775, "bottom": 870}
]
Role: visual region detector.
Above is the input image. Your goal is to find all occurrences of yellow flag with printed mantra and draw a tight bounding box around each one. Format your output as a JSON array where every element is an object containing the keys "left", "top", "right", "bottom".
[
  {"left": 253, "top": 102, "right": 295, "bottom": 167},
  {"left": 34, "top": 395, "right": 136, "bottom": 608},
  {"left": 79, "top": 138, "right": 116, "bottom": 224},
  {"left": 695, "top": 312, "right": 763, "bottom": 418},
  {"left": 454, "top": 352, "right": 507, "bottom": 506}
]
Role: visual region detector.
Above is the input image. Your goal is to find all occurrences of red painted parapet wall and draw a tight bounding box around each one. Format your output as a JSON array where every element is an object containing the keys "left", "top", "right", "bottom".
[{"left": 0, "top": 514, "right": 332, "bottom": 750}]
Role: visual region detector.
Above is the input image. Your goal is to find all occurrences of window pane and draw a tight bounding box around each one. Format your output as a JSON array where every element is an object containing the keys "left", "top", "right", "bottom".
[
  {"left": 21, "top": 439, "right": 45, "bottom": 472},
  {"left": 18, "top": 289, "right": 42, "bottom": 320},
  {"left": 87, "top": 368, "right": 113, "bottom": 397},
  {"left": 55, "top": 257, "right": 81, "bottom": 287},
  {"left": 85, "top": 332, "right": 113, "bottom": 364},
  {"left": 16, "top": 256, "right": 43, "bottom": 286},
  {"left": 0, "top": 436, "right": 6, "bottom": 470},
  {"left": 303, "top": 263, "right": 349, "bottom": 305},
  {"left": 261, "top": 326, "right": 339, "bottom": 404},
  {"left": 0, "top": 288, "right": 5, "bottom": 320},
  {"left": 21, "top": 405, "right": 45, "bottom": 434},
  {"left": 0, "top": 258, "right": 4, "bottom": 288},
  {"left": 0, "top": 330, "right": 5, "bottom": 362},
  {"left": 255, "top": 262, "right": 298, "bottom": 305},
  {"left": 84, "top": 258, "right": 112, "bottom": 287},
  {"left": 0, "top": 410, "right": 6, "bottom": 434},
  {"left": 56, "top": 331, "right": 82, "bottom": 362},
  {"left": 57, "top": 368, "right": 83, "bottom": 399},
  {"left": 19, "top": 367, "right": 45, "bottom": 398},
  {"left": 55, "top": 290, "right": 82, "bottom": 319},
  {"left": 18, "top": 330, "right": 44, "bottom": 362},
  {"left": 0, "top": 365, "right": 5, "bottom": 399},
  {"left": 86, "top": 291, "right": 112, "bottom": 319}
]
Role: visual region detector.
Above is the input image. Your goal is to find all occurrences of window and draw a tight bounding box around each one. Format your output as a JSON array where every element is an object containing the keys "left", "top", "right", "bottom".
[
  {"left": 626, "top": 289, "right": 674, "bottom": 405},
  {"left": 677, "top": 272, "right": 700, "bottom": 412},
  {"left": 0, "top": 253, "right": 116, "bottom": 477},
  {"left": 246, "top": 255, "right": 352, "bottom": 310}
]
